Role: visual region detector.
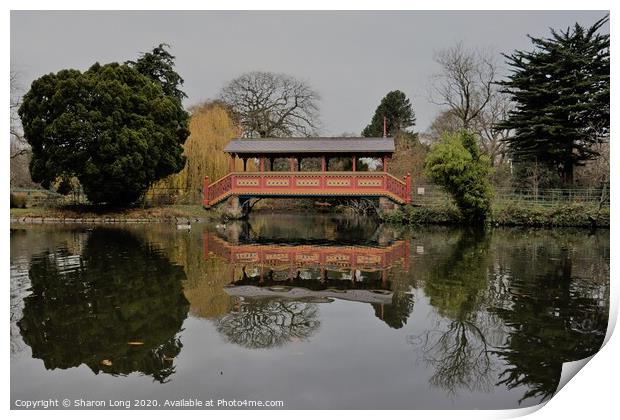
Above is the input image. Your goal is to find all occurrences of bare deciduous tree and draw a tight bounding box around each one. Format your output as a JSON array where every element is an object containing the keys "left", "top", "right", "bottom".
[
  {"left": 428, "top": 44, "right": 512, "bottom": 166},
  {"left": 426, "top": 109, "right": 462, "bottom": 142},
  {"left": 471, "top": 92, "right": 512, "bottom": 166},
  {"left": 430, "top": 43, "right": 497, "bottom": 130},
  {"left": 10, "top": 71, "right": 28, "bottom": 159},
  {"left": 10, "top": 71, "right": 36, "bottom": 187},
  {"left": 427, "top": 98, "right": 512, "bottom": 166},
  {"left": 575, "top": 136, "right": 609, "bottom": 222},
  {"left": 219, "top": 71, "right": 320, "bottom": 138}
]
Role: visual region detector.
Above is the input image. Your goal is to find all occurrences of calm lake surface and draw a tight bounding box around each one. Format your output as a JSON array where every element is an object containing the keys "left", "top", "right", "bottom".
[{"left": 10, "top": 214, "right": 609, "bottom": 409}]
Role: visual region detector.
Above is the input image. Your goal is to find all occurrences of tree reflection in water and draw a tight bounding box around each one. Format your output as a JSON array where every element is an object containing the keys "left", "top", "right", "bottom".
[
  {"left": 488, "top": 231, "right": 609, "bottom": 404},
  {"left": 18, "top": 228, "right": 189, "bottom": 383},
  {"left": 216, "top": 299, "right": 320, "bottom": 349},
  {"left": 409, "top": 229, "right": 497, "bottom": 395},
  {"left": 409, "top": 228, "right": 609, "bottom": 404},
  {"left": 410, "top": 318, "right": 494, "bottom": 394},
  {"left": 372, "top": 291, "right": 414, "bottom": 329}
]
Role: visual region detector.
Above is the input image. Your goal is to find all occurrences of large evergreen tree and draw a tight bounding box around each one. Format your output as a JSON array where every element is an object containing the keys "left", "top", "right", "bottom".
[
  {"left": 126, "top": 43, "right": 187, "bottom": 103},
  {"left": 497, "top": 16, "right": 609, "bottom": 184},
  {"left": 362, "top": 90, "right": 416, "bottom": 137},
  {"left": 18, "top": 45, "right": 189, "bottom": 206}
]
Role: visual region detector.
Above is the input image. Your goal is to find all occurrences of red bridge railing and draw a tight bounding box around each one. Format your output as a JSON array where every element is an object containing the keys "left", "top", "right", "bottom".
[
  {"left": 203, "top": 171, "right": 411, "bottom": 207},
  {"left": 204, "top": 232, "right": 410, "bottom": 272}
]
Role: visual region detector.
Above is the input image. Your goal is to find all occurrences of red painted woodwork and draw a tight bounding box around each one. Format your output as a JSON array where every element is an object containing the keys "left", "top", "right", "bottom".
[
  {"left": 204, "top": 171, "right": 411, "bottom": 207},
  {"left": 382, "top": 155, "right": 389, "bottom": 172},
  {"left": 203, "top": 176, "right": 210, "bottom": 206},
  {"left": 204, "top": 232, "right": 409, "bottom": 272},
  {"left": 405, "top": 172, "right": 412, "bottom": 203}
]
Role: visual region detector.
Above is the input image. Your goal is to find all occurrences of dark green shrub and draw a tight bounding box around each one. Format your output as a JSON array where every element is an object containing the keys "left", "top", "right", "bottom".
[
  {"left": 380, "top": 208, "right": 406, "bottom": 224},
  {"left": 425, "top": 131, "right": 493, "bottom": 224}
]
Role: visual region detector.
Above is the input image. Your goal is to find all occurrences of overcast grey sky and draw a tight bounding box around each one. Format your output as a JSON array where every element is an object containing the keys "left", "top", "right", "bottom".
[{"left": 11, "top": 10, "right": 608, "bottom": 135}]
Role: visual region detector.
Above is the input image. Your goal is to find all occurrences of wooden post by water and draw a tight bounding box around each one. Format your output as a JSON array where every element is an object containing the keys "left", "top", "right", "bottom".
[
  {"left": 405, "top": 173, "right": 411, "bottom": 204},
  {"left": 203, "top": 176, "right": 210, "bottom": 207}
]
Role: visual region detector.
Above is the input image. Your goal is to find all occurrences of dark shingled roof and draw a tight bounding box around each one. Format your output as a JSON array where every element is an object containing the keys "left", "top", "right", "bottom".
[{"left": 224, "top": 137, "right": 395, "bottom": 154}]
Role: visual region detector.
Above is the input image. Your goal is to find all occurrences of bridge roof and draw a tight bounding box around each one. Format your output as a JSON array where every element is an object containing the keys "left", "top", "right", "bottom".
[{"left": 224, "top": 137, "right": 395, "bottom": 155}]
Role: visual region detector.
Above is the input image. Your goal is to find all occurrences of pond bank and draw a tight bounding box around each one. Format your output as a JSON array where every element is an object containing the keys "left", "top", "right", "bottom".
[
  {"left": 10, "top": 216, "right": 209, "bottom": 224},
  {"left": 10, "top": 201, "right": 610, "bottom": 228},
  {"left": 381, "top": 202, "right": 610, "bottom": 228},
  {"left": 9, "top": 204, "right": 212, "bottom": 224}
]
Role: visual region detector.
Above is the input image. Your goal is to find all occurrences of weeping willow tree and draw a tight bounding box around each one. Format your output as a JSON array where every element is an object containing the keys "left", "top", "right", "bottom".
[{"left": 150, "top": 101, "right": 250, "bottom": 204}]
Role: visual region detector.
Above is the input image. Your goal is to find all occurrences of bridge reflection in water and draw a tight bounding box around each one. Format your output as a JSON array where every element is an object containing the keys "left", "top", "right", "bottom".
[{"left": 203, "top": 230, "right": 410, "bottom": 308}]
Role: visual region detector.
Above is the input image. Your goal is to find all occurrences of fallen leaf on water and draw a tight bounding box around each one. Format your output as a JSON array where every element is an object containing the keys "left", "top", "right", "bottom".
[
  {"left": 101, "top": 359, "right": 112, "bottom": 366},
  {"left": 127, "top": 341, "right": 144, "bottom": 346}
]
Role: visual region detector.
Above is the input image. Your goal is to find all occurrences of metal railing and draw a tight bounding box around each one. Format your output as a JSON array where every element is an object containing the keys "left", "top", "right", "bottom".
[
  {"left": 10, "top": 188, "right": 68, "bottom": 207},
  {"left": 412, "top": 184, "right": 610, "bottom": 207}
]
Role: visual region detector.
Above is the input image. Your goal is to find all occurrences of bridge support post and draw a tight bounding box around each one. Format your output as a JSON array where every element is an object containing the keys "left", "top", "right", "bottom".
[
  {"left": 219, "top": 196, "right": 252, "bottom": 220},
  {"left": 221, "top": 196, "right": 244, "bottom": 219},
  {"left": 378, "top": 197, "right": 401, "bottom": 217},
  {"left": 203, "top": 176, "right": 210, "bottom": 207},
  {"left": 405, "top": 172, "right": 411, "bottom": 204}
]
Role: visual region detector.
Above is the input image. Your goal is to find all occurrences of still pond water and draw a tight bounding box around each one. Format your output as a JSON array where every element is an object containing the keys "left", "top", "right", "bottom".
[{"left": 10, "top": 214, "right": 609, "bottom": 409}]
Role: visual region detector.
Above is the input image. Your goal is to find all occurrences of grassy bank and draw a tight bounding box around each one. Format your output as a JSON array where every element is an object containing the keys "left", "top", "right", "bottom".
[
  {"left": 10, "top": 204, "right": 212, "bottom": 222},
  {"left": 381, "top": 201, "right": 609, "bottom": 228}
]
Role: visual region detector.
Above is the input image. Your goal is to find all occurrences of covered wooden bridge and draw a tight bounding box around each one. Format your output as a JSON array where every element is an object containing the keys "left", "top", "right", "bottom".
[{"left": 203, "top": 137, "right": 411, "bottom": 217}]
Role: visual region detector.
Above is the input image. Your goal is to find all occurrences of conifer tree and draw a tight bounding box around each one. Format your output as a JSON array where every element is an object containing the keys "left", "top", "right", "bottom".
[
  {"left": 18, "top": 45, "right": 189, "bottom": 206},
  {"left": 498, "top": 16, "right": 609, "bottom": 184},
  {"left": 362, "top": 90, "right": 416, "bottom": 137}
]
